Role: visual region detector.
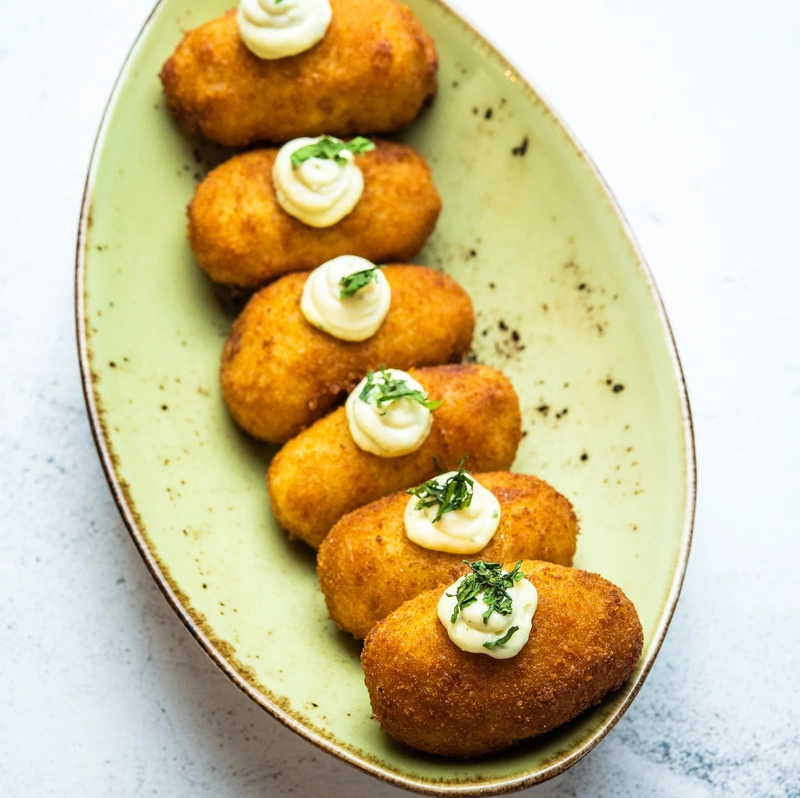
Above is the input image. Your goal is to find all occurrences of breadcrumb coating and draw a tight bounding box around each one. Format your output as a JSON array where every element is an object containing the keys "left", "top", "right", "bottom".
[{"left": 362, "top": 560, "right": 644, "bottom": 757}]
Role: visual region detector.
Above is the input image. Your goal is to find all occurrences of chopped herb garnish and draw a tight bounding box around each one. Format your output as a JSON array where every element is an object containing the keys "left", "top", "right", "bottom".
[
  {"left": 407, "top": 455, "right": 473, "bottom": 523},
  {"left": 339, "top": 265, "right": 383, "bottom": 299},
  {"left": 483, "top": 626, "right": 519, "bottom": 650},
  {"left": 359, "top": 366, "right": 442, "bottom": 414},
  {"left": 290, "top": 136, "right": 375, "bottom": 169},
  {"left": 447, "top": 560, "right": 524, "bottom": 625}
]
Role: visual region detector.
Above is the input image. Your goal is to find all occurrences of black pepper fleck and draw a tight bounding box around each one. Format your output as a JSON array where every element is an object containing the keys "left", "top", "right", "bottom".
[
  {"left": 512, "top": 136, "right": 529, "bottom": 157},
  {"left": 613, "top": 384, "right": 625, "bottom": 393}
]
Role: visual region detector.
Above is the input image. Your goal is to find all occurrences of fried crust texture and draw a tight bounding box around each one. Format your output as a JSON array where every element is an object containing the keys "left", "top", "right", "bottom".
[
  {"left": 318, "top": 473, "right": 579, "bottom": 639},
  {"left": 267, "top": 364, "right": 522, "bottom": 548},
  {"left": 361, "top": 560, "right": 644, "bottom": 757},
  {"left": 220, "top": 266, "right": 474, "bottom": 443},
  {"left": 189, "top": 141, "right": 441, "bottom": 287},
  {"left": 160, "top": 1, "right": 438, "bottom": 147}
]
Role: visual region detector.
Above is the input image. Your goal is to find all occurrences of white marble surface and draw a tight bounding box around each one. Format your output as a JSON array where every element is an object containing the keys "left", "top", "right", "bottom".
[{"left": 1, "top": 0, "right": 799, "bottom": 795}]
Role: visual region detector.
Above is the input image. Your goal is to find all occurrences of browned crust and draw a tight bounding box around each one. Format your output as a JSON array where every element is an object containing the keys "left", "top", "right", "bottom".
[
  {"left": 188, "top": 140, "right": 442, "bottom": 287},
  {"left": 267, "top": 364, "right": 522, "bottom": 548},
  {"left": 361, "top": 560, "right": 644, "bottom": 757},
  {"left": 220, "top": 265, "right": 474, "bottom": 442},
  {"left": 160, "top": 0, "right": 438, "bottom": 147},
  {"left": 318, "top": 472, "right": 579, "bottom": 639}
]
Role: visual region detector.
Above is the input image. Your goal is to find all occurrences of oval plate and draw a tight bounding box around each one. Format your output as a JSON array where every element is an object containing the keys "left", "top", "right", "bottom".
[{"left": 77, "top": 0, "right": 696, "bottom": 793}]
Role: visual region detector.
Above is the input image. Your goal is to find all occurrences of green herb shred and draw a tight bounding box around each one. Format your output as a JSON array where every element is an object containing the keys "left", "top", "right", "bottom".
[
  {"left": 359, "top": 366, "right": 442, "bottom": 414},
  {"left": 483, "top": 626, "right": 519, "bottom": 650},
  {"left": 406, "top": 455, "right": 474, "bottom": 523},
  {"left": 447, "top": 560, "right": 525, "bottom": 625},
  {"left": 339, "top": 265, "right": 383, "bottom": 299},
  {"left": 290, "top": 136, "right": 375, "bottom": 169}
]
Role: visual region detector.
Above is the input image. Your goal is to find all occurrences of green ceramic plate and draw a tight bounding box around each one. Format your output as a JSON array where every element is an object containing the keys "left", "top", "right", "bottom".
[{"left": 76, "top": 1, "right": 696, "bottom": 793}]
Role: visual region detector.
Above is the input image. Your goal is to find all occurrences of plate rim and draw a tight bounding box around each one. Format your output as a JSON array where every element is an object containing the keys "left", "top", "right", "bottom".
[{"left": 75, "top": 0, "right": 697, "bottom": 793}]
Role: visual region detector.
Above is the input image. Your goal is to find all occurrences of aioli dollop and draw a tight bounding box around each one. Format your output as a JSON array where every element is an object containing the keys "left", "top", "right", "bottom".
[
  {"left": 238, "top": 0, "right": 332, "bottom": 60},
  {"left": 273, "top": 137, "right": 364, "bottom": 228},
  {"left": 405, "top": 473, "right": 501, "bottom": 554},
  {"left": 300, "top": 256, "right": 391, "bottom": 341},
  {"left": 437, "top": 571, "right": 538, "bottom": 659},
  {"left": 345, "top": 369, "right": 435, "bottom": 457}
]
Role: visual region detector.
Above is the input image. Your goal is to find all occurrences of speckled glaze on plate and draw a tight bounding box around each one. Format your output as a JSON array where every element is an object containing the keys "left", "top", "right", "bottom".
[{"left": 76, "top": 1, "right": 696, "bottom": 793}]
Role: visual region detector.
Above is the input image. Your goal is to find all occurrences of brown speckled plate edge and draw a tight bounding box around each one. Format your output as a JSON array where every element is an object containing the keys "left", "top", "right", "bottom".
[{"left": 75, "top": 1, "right": 697, "bottom": 794}]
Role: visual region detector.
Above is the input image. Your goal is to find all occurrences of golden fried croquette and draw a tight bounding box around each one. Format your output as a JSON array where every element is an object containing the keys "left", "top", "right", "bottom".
[
  {"left": 318, "top": 473, "right": 578, "bottom": 639},
  {"left": 160, "top": 0, "right": 438, "bottom": 147},
  {"left": 267, "top": 364, "right": 522, "bottom": 549},
  {"left": 361, "top": 560, "right": 644, "bottom": 757},
  {"left": 221, "top": 266, "right": 474, "bottom": 443},
  {"left": 189, "top": 140, "right": 441, "bottom": 288}
]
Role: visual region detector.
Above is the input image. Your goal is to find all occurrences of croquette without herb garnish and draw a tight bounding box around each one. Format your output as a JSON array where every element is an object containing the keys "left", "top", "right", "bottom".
[{"left": 160, "top": 0, "right": 437, "bottom": 148}]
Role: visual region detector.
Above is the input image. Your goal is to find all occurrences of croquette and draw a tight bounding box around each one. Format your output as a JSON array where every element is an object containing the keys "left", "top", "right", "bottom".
[
  {"left": 189, "top": 140, "right": 441, "bottom": 288},
  {"left": 221, "top": 265, "right": 474, "bottom": 443},
  {"left": 361, "top": 560, "right": 644, "bottom": 757},
  {"left": 267, "top": 364, "right": 522, "bottom": 549},
  {"left": 160, "top": 0, "right": 437, "bottom": 148},
  {"left": 318, "top": 472, "right": 579, "bottom": 639}
]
